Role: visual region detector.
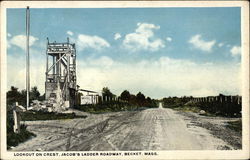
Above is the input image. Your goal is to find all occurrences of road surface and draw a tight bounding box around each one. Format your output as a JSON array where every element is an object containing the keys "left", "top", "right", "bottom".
[{"left": 13, "top": 106, "right": 236, "bottom": 151}]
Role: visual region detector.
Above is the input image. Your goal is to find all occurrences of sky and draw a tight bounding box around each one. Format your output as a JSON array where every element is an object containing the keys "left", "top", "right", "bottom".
[{"left": 6, "top": 7, "right": 242, "bottom": 98}]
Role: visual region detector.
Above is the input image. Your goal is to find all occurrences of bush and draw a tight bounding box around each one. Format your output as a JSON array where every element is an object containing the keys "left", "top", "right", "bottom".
[
  {"left": 196, "top": 101, "right": 241, "bottom": 117},
  {"left": 7, "top": 110, "right": 35, "bottom": 149},
  {"left": 162, "top": 96, "right": 241, "bottom": 117},
  {"left": 226, "top": 120, "right": 242, "bottom": 133},
  {"left": 20, "top": 110, "right": 87, "bottom": 121},
  {"left": 74, "top": 99, "right": 158, "bottom": 114}
]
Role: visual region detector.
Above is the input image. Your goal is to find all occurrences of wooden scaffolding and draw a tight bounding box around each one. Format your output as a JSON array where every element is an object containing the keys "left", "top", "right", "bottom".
[{"left": 45, "top": 38, "right": 77, "bottom": 108}]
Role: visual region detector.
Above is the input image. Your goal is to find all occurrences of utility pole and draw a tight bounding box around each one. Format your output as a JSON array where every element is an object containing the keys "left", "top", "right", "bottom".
[{"left": 26, "top": 6, "right": 30, "bottom": 109}]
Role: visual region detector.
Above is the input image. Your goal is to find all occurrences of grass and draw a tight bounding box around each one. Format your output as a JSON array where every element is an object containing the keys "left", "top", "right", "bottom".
[
  {"left": 226, "top": 120, "right": 242, "bottom": 133},
  {"left": 171, "top": 105, "right": 217, "bottom": 117},
  {"left": 7, "top": 110, "right": 35, "bottom": 149},
  {"left": 7, "top": 110, "right": 87, "bottom": 149},
  {"left": 7, "top": 124, "right": 36, "bottom": 149},
  {"left": 174, "top": 105, "right": 200, "bottom": 113},
  {"left": 74, "top": 103, "right": 152, "bottom": 114},
  {"left": 20, "top": 110, "right": 87, "bottom": 121}
]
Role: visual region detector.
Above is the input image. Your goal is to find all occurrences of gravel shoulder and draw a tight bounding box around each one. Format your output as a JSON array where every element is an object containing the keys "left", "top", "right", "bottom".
[{"left": 175, "top": 110, "right": 242, "bottom": 149}]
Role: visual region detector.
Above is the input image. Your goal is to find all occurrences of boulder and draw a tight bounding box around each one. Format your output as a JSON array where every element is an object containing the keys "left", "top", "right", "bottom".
[{"left": 200, "top": 110, "right": 206, "bottom": 114}]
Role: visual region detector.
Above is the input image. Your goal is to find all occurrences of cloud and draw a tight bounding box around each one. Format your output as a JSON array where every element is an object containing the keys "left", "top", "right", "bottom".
[
  {"left": 7, "top": 53, "right": 46, "bottom": 94},
  {"left": 123, "top": 23, "right": 165, "bottom": 52},
  {"left": 7, "top": 52, "right": 241, "bottom": 98},
  {"left": 76, "top": 56, "right": 241, "bottom": 98},
  {"left": 76, "top": 34, "right": 110, "bottom": 51},
  {"left": 9, "top": 34, "right": 39, "bottom": 50},
  {"left": 114, "top": 33, "right": 121, "bottom": 40},
  {"left": 218, "top": 42, "right": 224, "bottom": 47},
  {"left": 7, "top": 33, "right": 12, "bottom": 37},
  {"left": 188, "top": 34, "right": 216, "bottom": 52},
  {"left": 67, "top": 31, "right": 74, "bottom": 36},
  {"left": 230, "top": 45, "right": 241, "bottom": 56},
  {"left": 166, "top": 37, "right": 172, "bottom": 42},
  {"left": 88, "top": 56, "right": 114, "bottom": 68}
]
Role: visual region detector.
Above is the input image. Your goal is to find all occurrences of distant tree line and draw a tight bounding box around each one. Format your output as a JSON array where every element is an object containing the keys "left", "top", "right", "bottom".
[
  {"left": 7, "top": 86, "right": 45, "bottom": 107},
  {"left": 162, "top": 96, "right": 192, "bottom": 108},
  {"left": 119, "top": 89, "right": 156, "bottom": 108},
  {"left": 75, "top": 87, "right": 158, "bottom": 113}
]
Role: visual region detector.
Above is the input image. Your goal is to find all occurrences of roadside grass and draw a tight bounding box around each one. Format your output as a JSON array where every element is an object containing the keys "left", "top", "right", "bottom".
[
  {"left": 20, "top": 110, "right": 87, "bottom": 121},
  {"left": 162, "top": 97, "right": 241, "bottom": 118},
  {"left": 226, "top": 120, "right": 242, "bottom": 133},
  {"left": 7, "top": 110, "right": 87, "bottom": 149},
  {"left": 173, "top": 105, "right": 217, "bottom": 117},
  {"left": 74, "top": 103, "right": 152, "bottom": 114},
  {"left": 7, "top": 124, "right": 36, "bottom": 149},
  {"left": 7, "top": 110, "right": 35, "bottom": 149},
  {"left": 174, "top": 105, "right": 200, "bottom": 113}
]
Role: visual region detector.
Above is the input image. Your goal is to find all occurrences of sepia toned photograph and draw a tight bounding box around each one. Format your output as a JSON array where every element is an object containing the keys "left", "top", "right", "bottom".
[{"left": 0, "top": 1, "right": 249, "bottom": 160}]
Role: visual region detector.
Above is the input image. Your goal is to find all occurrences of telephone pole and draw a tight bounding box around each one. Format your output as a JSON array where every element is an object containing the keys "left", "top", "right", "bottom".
[{"left": 26, "top": 6, "right": 30, "bottom": 109}]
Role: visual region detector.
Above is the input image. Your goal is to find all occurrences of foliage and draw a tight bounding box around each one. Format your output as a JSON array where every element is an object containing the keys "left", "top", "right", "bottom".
[
  {"left": 75, "top": 101, "right": 132, "bottom": 113},
  {"left": 162, "top": 95, "right": 241, "bottom": 117},
  {"left": 120, "top": 90, "right": 130, "bottom": 101},
  {"left": 102, "top": 87, "right": 114, "bottom": 97},
  {"left": 76, "top": 88, "right": 158, "bottom": 113},
  {"left": 7, "top": 110, "right": 35, "bottom": 149},
  {"left": 7, "top": 86, "right": 26, "bottom": 106},
  {"left": 136, "top": 92, "right": 146, "bottom": 106},
  {"left": 20, "top": 111, "right": 87, "bottom": 121},
  {"left": 195, "top": 101, "right": 241, "bottom": 117},
  {"left": 162, "top": 96, "right": 191, "bottom": 108},
  {"left": 6, "top": 86, "right": 83, "bottom": 149},
  {"left": 226, "top": 120, "right": 242, "bottom": 133},
  {"left": 6, "top": 86, "right": 45, "bottom": 107},
  {"left": 29, "top": 86, "right": 40, "bottom": 101}
]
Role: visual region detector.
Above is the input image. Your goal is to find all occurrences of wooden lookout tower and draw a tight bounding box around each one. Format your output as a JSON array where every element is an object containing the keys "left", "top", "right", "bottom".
[{"left": 45, "top": 38, "right": 77, "bottom": 108}]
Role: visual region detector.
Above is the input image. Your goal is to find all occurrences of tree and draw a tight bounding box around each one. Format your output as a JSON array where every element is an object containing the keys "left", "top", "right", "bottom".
[
  {"left": 146, "top": 97, "right": 152, "bottom": 106},
  {"left": 120, "top": 90, "right": 130, "bottom": 101},
  {"left": 136, "top": 92, "right": 146, "bottom": 106},
  {"left": 7, "top": 86, "right": 44, "bottom": 107},
  {"left": 102, "top": 87, "right": 113, "bottom": 97},
  {"left": 102, "top": 87, "right": 115, "bottom": 101},
  {"left": 129, "top": 94, "right": 137, "bottom": 105},
  {"left": 39, "top": 93, "right": 45, "bottom": 101},
  {"left": 30, "top": 86, "right": 40, "bottom": 101},
  {"left": 6, "top": 86, "right": 26, "bottom": 106}
]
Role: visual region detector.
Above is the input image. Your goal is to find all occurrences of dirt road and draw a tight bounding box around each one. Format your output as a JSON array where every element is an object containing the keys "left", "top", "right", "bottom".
[{"left": 13, "top": 107, "right": 238, "bottom": 151}]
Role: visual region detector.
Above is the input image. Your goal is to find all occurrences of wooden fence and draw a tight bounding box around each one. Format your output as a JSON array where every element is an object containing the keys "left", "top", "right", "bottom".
[
  {"left": 190, "top": 95, "right": 242, "bottom": 105},
  {"left": 100, "top": 96, "right": 128, "bottom": 103}
]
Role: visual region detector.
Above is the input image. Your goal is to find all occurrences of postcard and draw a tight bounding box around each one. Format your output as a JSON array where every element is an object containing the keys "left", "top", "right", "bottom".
[{"left": 0, "top": 1, "right": 249, "bottom": 160}]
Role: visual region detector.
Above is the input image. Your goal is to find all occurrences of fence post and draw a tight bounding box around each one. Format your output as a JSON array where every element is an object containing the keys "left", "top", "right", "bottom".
[
  {"left": 13, "top": 102, "right": 21, "bottom": 133},
  {"left": 238, "top": 96, "right": 241, "bottom": 104},
  {"left": 13, "top": 102, "right": 25, "bottom": 133},
  {"left": 220, "top": 96, "right": 223, "bottom": 103}
]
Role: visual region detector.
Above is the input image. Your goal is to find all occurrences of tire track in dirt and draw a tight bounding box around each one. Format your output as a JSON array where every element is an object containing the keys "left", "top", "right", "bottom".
[
  {"left": 66, "top": 111, "right": 138, "bottom": 151},
  {"left": 13, "top": 108, "right": 237, "bottom": 151}
]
